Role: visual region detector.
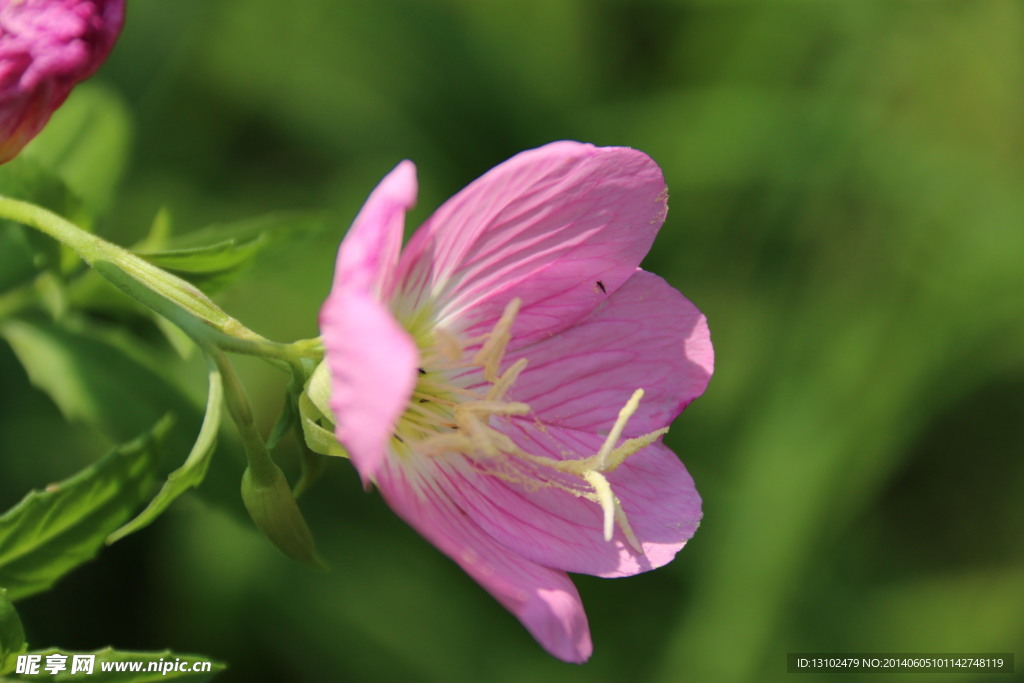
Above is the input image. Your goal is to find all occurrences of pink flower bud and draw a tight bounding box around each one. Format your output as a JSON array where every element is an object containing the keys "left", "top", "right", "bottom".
[{"left": 0, "top": 0, "right": 124, "bottom": 163}]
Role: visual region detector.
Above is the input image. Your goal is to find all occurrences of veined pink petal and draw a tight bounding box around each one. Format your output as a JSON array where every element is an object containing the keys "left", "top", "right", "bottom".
[
  {"left": 330, "top": 160, "right": 416, "bottom": 298},
  {"left": 321, "top": 160, "right": 419, "bottom": 481},
  {"left": 375, "top": 458, "right": 593, "bottom": 663},
  {"left": 320, "top": 291, "right": 418, "bottom": 483},
  {"left": 506, "top": 269, "right": 713, "bottom": 436},
  {"left": 431, "top": 425, "right": 701, "bottom": 578},
  {"left": 394, "top": 142, "right": 668, "bottom": 348},
  {"left": 320, "top": 143, "right": 711, "bottom": 661}
]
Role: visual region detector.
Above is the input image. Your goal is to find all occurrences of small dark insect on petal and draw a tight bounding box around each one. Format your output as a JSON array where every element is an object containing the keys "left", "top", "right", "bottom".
[
  {"left": 596, "top": 280, "right": 607, "bottom": 294},
  {"left": 417, "top": 368, "right": 426, "bottom": 375}
]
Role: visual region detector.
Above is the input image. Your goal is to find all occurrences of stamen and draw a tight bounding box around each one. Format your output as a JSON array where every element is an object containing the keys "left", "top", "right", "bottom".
[
  {"left": 419, "top": 433, "right": 474, "bottom": 457},
  {"left": 472, "top": 298, "right": 521, "bottom": 382},
  {"left": 457, "top": 400, "right": 530, "bottom": 416},
  {"left": 462, "top": 411, "right": 498, "bottom": 456},
  {"left": 397, "top": 293, "right": 658, "bottom": 553},
  {"left": 434, "top": 327, "right": 463, "bottom": 363},
  {"left": 486, "top": 358, "right": 528, "bottom": 402}
]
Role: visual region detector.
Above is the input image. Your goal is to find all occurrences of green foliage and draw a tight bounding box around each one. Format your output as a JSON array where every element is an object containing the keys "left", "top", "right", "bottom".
[
  {"left": 21, "top": 84, "right": 133, "bottom": 214},
  {"left": 107, "top": 357, "right": 222, "bottom": 544},
  {"left": 0, "top": 159, "right": 83, "bottom": 293},
  {"left": 0, "top": 591, "right": 25, "bottom": 675},
  {"left": 1, "top": 648, "right": 224, "bottom": 682},
  {"left": 0, "top": 421, "right": 168, "bottom": 601},
  {"left": 0, "top": 315, "right": 199, "bottom": 447},
  {"left": 137, "top": 213, "right": 326, "bottom": 294}
]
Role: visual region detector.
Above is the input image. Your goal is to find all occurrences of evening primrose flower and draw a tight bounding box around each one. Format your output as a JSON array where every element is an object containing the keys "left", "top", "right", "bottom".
[
  {"left": 0, "top": 0, "right": 125, "bottom": 163},
  {"left": 316, "top": 141, "right": 713, "bottom": 662}
]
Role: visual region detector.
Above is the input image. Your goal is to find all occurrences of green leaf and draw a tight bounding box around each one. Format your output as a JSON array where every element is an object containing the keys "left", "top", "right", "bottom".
[
  {"left": 3, "top": 647, "right": 224, "bottom": 682},
  {"left": 0, "top": 315, "right": 201, "bottom": 447},
  {"left": 0, "top": 420, "right": 168, "bottom": 601},
  {"left": 140, "top": 236, "right": 268, "bottom": 274},
  {"left": 167, "top": 212, "right": 325, "bottom": 250},
  {"left": 21, "top": 83, "right": 133, "bottom": 214},
  {"left": 0, "top": 590, "right": 26, "bottom": 675},
  {"left": 131, "top": 208, "right": 174, "bottom": 254},
  {"left": 108, "top": 357, "right": 223, "bottom": 543},
  {"left": 136, "top": 213, "right": 325, "bottom": 294}
]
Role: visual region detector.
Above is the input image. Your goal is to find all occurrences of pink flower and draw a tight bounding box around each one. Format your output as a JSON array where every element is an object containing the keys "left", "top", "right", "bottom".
[
  {"left": 0, "top": 0, "right": 124, "bottom": 163},
  {"left": 318, "top": 141, "right": 713, "bottom": 662}
]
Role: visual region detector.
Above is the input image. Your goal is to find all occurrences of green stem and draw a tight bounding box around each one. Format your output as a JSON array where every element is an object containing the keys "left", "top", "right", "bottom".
[
  {"left": 0, "top": 195, "right": 323, "bottom": 365},
  {"left": 0, "top": 194, "right": 109, "bottom": 261},
  {"left": 215, "top": 348, "right": 326, "bottom": 568},
  {"left": 213, "top": 349, "right": 276, "bottom": 480}
]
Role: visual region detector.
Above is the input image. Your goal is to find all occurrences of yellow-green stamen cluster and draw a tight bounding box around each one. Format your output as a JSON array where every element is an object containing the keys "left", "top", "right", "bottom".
[{"left": 396, "top": 298, "right": 668, "bottom": 551}]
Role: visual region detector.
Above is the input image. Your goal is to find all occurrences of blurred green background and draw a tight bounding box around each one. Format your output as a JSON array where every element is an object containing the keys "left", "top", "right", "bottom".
[{"left": 2, "top": 0, "right": 1022, "bottom": 681}]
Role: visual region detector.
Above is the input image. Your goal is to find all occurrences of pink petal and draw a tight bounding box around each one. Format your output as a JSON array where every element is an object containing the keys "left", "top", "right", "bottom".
[
  {"left": 330, "top": 160, "right": 417, "bottom": 298},
  {"left": 434, "top": 422, "right": 702, "bottom": 578},
  {"left": 320, "top": 291, "right": 418, "bottom": 483},
  {"left": 506, "top": 269, "right": 713, "bottom": 436},
  {"left": 394, "top": 141, "right": 668, "bottom": 348},
  {"left": 321, "top": 161, "right": 420, "bottom": 482},
  {"left": 375, "top": 458, "right": 593, "bottom": 663}
]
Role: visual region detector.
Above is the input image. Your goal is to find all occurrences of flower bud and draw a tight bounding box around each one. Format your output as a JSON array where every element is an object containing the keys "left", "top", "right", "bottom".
[
  {"left": 0, "top": 0, "right": 125, "bottom": 163},
  {"left": 241, "top": 463, "right": 328, "bottom": 570}
]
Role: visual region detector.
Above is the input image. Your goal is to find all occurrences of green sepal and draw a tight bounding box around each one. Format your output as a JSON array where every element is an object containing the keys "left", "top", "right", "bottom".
[
  {"left": 298, "top": 392, "right": 348, "bottom": 459},
  {"left": 0, "top": 590, "right": 26, "bottom": 676},
  {"left": 240, "top": 465, "right": 328, "bottom": 571},
  {"left": 298, "top": 361, "right": 347, "bottom": 458},
  {"left": 0, "top": 420, "right": 169, "bottom": 601},
  {"left": 2, "top": 647, "right": 224, "bottom": 681},
  {"left": 107, "top": 357, "right": 223, "bottom": 544}
]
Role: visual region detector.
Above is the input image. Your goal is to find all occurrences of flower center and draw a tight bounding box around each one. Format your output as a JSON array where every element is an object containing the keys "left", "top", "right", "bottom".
[
  {"left": 394, "top": 298, "right": 528, "bottom": 454},
  {"left": 395, "top": 298, "right": 669, "bottom": 552}
]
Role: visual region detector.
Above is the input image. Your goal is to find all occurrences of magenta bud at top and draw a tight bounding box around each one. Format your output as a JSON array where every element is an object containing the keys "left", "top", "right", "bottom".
[{"left": 0, "top": 0, "right": 125, "bottom": 163}]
